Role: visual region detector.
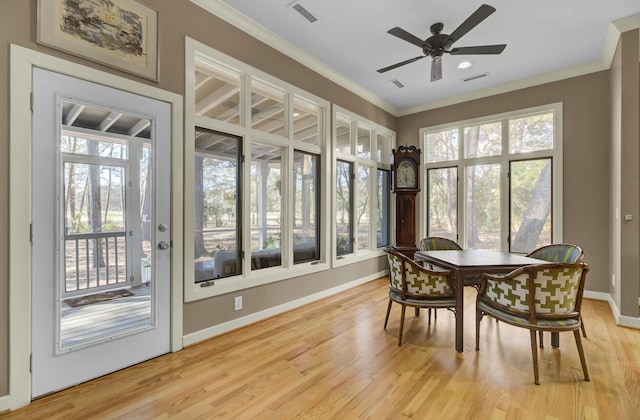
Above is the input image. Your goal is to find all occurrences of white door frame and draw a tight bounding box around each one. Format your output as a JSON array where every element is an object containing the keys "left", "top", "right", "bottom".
[{"left": 9, "top": 44, "right": 184, "bottom": 410}]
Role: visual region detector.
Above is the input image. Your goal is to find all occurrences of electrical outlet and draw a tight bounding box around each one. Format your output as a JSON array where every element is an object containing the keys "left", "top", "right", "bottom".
[{"left": 234, "top": 296, "right": 242, "bottom": 311}]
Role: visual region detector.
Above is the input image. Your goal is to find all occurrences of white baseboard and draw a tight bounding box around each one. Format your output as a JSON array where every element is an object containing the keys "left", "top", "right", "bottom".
[
  {"left": 584, "top": 290, "right": 640, "bottom": 330},
  {"left": 582, "top": 290, "right": 609, "bottom": 301},
  {"left": 0, "top": 395, "right": 11, "bottom": 413},
  {"left": 183, "top": 270, "right": 388, "bottom": 347}
]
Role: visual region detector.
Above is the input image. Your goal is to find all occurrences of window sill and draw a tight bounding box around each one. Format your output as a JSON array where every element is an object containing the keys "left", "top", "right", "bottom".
[
  {"left": 332, "top": 248, "right": 386, "bottom": 268},
  {"left": 184, "top": 260, "right": 330, "bottom": 302}
]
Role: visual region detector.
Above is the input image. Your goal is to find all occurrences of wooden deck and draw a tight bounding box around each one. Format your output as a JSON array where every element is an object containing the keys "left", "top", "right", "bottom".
[{"left": 60, "top": 284, "right": 151, "bottom": 349}]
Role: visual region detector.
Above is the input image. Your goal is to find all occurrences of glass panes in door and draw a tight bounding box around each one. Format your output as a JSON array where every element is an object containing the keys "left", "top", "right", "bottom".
[
  {"left": 427, "top": 167, "right": 458, "bottom": 241},
  {"left": 510, "top": 158, "right": 552, "bottom": 253},
  {"left": 465, "top": 164, "right": 500, "bottom": 250}
]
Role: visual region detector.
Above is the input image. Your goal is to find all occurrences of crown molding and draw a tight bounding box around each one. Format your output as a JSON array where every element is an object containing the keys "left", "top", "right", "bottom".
[
  {"left": 190, "top": 0, "right": 400, "bottom": 116},
  {"left": 191, "top": 1, "right": 639, "bottom": 118},
  {"left": 397, "top": 60, "right": 608, "bottom": 116},
  {"left": 602, "top": 15, "right": 640, "bottom": 69}
]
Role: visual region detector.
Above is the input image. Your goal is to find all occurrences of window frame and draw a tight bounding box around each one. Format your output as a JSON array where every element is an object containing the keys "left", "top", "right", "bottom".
[
  {"left": 185, "top": 38, "right": 330, "bottom": 301},
  {"left": 332, "top": 106, "right": 395, "bottom": 267},
  {"left": 419, "top": 103, "right": 563, "bottom": 253}
]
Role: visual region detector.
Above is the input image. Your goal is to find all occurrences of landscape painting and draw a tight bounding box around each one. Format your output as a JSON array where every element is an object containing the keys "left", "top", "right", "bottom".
[{"left": 38, "top": 0, "right": 158, "bottom": 80}]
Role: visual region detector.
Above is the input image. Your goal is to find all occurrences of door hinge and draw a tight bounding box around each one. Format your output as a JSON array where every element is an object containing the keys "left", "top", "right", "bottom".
[
  {"left": 30, "top": 92, "right": 34, "bottom": 112},
  {"left": 30, "top": 223, "right": 33, "bottom": 243},
  {"left": 30, "top": 354, "right": 32, "bottom": 373}
]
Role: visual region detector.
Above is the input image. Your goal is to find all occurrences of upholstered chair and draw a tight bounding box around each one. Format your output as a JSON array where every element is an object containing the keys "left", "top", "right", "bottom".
[
  {"left": 419, "top": 236, "right": 463, "bottom": 252},
  {"left": 527, "top": 243, "right": 586, "bottom": 342},
  {"left": 384, "top": 248, "right": 457, "bottom": 346},
  {"left": 475, "top": 262, "right": 590, "bottom": 385}
]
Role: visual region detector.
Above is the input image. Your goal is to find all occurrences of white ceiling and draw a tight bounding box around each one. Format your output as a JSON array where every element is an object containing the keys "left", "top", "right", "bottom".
[{"left": 202, "top": 0, "right": 640, "bottom": 115}]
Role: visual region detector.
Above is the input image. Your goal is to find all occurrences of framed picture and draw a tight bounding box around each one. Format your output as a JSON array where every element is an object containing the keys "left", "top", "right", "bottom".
[{"left": 37, "top": 0, "right": 159, "bottom": 81}]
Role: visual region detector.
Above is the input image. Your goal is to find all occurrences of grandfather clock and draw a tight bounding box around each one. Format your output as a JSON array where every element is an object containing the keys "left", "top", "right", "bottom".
[{"left": 391, "top": 145, "right": 421, "bottom": 259}]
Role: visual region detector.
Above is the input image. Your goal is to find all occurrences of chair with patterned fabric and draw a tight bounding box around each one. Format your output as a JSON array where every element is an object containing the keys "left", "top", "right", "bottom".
[
  {"left": 420, "top": 236, "right": 481, "bottom": 287},
  {"left": 527, "top": 243, "right": 586, "bottom": 341},
  {"left": 475, "top": 262, "right": 590, "bottom": 385},
  {"left": 384, "top": 247, "right": 457, "bottom": 346},
  {"left": 419, "top": 236, "right": 463, "bottom": 252}
]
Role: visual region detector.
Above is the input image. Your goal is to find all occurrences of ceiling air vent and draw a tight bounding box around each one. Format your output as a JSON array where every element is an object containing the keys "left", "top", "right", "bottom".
[
  {"left": 291, "top": 3, "right": 318, "bottom": 23},
  {"left": 390, "top": 79, "right": 405, "bottom": 88},
  {"left": 462, "top": 73, "right": 489, "bottom": 82}
]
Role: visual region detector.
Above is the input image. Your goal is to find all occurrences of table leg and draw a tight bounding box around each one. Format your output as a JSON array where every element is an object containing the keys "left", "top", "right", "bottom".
[
  {"left": 551, "top": 332, "right": 560, "bottom": 348},
  {"left": 455, "top": 270, "right": 464, "bottom": 353}
]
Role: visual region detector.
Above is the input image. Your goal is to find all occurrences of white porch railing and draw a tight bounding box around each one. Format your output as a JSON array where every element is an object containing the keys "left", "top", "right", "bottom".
[{"left": 64, "top": 231, "right": 128, "bottom": 297}]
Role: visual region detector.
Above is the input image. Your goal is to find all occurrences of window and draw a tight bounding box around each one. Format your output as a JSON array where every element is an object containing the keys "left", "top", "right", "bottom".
[
  {"left": 336, "top": 160, "right": 353, "bottom": 256},
  {"left": 250, "top": 143, "right": 282, "bottom": 270},
  {"left": 194, "top": 59, "right": 241, "bottom": 124},
  {"left": 421, "top": 105, "right": 561, "bottom": 253},
  {"left": 186, "top": 39, "right": 329, "bottom": 300},
  {"left": 293, "top": 151, "right": 320, "bottom": 263},
  {"left": 333, "top": 107, "right": 395, "bottom": 262},
  {"left": 251, "top": 80, "right": 285, "bottom": 136},
  {"left": 193, "top": 129, "right": 242, "bottom": 282},
  {"left": 377, "top": 169, "right": 391, "bottom": 247}
]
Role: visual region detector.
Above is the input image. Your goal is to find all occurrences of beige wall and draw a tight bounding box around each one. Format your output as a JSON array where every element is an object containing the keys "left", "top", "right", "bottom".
[
  {"left": 0, "top": 0, "right": 637, "bottom": 403},
  {"left": 397, "top": 71, "right": 612, "bottom": 294},
  {"left": 610, "top": 29, "right": 640, "bottom": 316},
  {"left": 0, "top": 0, "right": 394, "bottom": 398}
]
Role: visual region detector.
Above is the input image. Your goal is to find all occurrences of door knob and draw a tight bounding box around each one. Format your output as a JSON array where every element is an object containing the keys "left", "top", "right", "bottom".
[
  {"left": 157, "top": 241, "right": 170, "bottom": 250},
  {"left": 158, "top": 223, "right": 168, "bottom": 232}
]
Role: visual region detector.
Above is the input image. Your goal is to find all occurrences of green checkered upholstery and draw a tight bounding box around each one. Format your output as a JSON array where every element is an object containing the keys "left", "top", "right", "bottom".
[
  {"left": 482, "top": 265, "right": 583, "bottom": 314},
  {"left": 386, "top": 251, "right": 404, "bottom": 291},
  {"left": 383, "top": 247, "right": 457, "bottom": 346},
  {"left": 476, "top": 261, "right": 590, "bottom": 385},
  {"left": 527, "top": 243, "right": 583, "bottom": 263},
  {"left": 405, "top": 259, "right": 454, "bottom": 296},
  {"left": 419, "top": 237, "right": 462, "bottom": 251}
]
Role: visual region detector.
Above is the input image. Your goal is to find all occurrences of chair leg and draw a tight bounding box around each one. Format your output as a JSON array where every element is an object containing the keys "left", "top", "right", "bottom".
[
  {"left": 415, "top": 307, "right": 420, "bottom": 317},
  {"left": 530, "top": 330, "right": 540, "bottom": 385},
  {"left": 428, "top": 308, "right": 432, "bottom": 324},
  {"left": 384, "top": 299, "right": 393, "bottom": 330},
  {"left": 398, "top": 305, "right": 407, "bottom": 346},
  {"left": 475, "top": 309, "right": 481, "bottom": 351},
  {"left": 580, "top": 315, "right": 587, "bottom": 337},
  {"left": 573, "top": 329, "right": 590, "bottom": 381},
  {"left": 539, "top": 330, "right": 544, "bottom": 348}
]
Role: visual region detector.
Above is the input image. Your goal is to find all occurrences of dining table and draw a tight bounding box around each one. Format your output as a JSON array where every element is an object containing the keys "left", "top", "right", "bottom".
[{"left": 414, "top": 249, "right": 548, "bottom": 353}]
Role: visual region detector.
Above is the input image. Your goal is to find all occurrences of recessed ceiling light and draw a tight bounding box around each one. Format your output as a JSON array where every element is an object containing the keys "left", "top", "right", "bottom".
[{"left": 457, "top": 61, "right": 473, "bottom": 70}]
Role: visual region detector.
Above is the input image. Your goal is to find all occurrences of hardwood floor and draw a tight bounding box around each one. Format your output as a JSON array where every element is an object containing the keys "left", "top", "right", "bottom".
[{"left": 3, "top": 277, "right": 639, "bottom": 419}]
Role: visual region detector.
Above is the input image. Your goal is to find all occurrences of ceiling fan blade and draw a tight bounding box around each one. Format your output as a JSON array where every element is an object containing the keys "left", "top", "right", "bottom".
[
  {"left": 377, "top": 55, "right": 426, "bottom": 73},
  {"left": 446, "top": 4, "right": 496, "bottom": 45},
  {"left": 387, "top": 27, "right": 427, "bottom": 48},
  {"left": 449, "top": 44, "right": 506, "bottom": 55},
  {"left": 431, "top": 56, "right": 442, "bottom": 82}
]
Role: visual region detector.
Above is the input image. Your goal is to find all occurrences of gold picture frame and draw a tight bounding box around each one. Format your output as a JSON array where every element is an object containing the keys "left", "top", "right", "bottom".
[{"left": 37, "top": 0, "right": 159, "bottom": 81}]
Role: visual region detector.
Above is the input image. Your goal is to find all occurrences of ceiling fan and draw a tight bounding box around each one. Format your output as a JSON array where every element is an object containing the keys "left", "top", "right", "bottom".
[{"left": 377, "top": 4, "right": 506, "bottom": 82}]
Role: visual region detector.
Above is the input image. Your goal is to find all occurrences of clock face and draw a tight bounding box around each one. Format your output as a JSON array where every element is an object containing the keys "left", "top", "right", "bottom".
[{"left": 397, "top": 160, "right": 417, "bottom": 188}]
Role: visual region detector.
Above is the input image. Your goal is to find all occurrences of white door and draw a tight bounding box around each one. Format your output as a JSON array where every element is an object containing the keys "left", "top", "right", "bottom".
[{"left": 31, "top": 68, "right": 171, "bottom": 397}]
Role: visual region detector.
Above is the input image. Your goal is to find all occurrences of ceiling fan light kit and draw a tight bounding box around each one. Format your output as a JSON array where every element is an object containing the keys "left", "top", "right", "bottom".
[{"left": 377, "top": 3, "right": 506, "bottom": 82}]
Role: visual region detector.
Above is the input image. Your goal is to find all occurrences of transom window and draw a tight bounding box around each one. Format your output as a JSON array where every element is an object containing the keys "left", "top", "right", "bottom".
[{"left": 421, "top": 104, "right": 562, "bottom": 253}]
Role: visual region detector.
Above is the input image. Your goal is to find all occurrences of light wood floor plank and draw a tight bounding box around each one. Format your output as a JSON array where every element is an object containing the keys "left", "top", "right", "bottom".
[{"left": 2, "top": 277, "right": 639, "bottom": 419}]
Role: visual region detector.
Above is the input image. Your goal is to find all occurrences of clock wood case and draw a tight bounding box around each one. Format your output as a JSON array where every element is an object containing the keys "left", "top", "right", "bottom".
[{"left": 391, "top": 145, "right": 421, "bottom": 258}]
